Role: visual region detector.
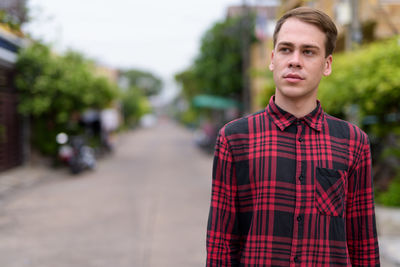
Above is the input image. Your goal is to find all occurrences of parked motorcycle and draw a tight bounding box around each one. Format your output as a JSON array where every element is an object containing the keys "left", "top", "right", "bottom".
[{"left": 56, "top": 132, "right": 96, "bottom": 174}]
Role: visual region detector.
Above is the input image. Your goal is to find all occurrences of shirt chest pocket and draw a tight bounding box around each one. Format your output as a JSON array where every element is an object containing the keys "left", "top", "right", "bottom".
[{"left": 315, "top": 167, "right": 347, "bottom": 217}]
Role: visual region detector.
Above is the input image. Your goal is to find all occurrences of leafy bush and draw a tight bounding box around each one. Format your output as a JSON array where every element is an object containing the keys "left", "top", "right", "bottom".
[
  {"left": 318, "top": 38, "right": 400, "bottom": 122},
  {"left": 15, "top": 42, "right": 119, "bottom": 155},
  {"left": 376, "top": 175, "right": 400, "bottom": 207},
  {"left": 252, "top": 68, "right": 275, "bottom": 108},
  {"left": 318, "top": 38, "right": 400, "bottom": 205},
  {"left": 121, "top": 87, "right": 152, "bottom": 127}
]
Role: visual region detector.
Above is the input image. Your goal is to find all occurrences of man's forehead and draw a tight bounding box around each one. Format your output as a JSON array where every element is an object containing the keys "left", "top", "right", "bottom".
[
  {"left": 276, "top": 18, "right": 325, "bottom": 48},
  {"left": 280, "top": 17, "right": 323, "bottom": 31}
]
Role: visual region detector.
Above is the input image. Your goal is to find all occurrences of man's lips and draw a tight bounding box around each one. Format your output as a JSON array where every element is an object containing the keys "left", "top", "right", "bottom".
[{"left": 284, "top": 73, "right": 304, "bottom": 83}]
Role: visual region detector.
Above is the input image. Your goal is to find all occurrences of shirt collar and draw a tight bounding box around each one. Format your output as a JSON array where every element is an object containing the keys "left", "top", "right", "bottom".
[{"left": 266, "top": 95, "right": 324, "bottom": 132}]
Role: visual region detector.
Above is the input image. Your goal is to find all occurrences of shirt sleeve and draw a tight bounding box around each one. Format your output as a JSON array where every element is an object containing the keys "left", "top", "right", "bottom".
[
  {"left": 206, "top": 128, "right": 242, "bottom": 267},
  {"left": 346, "top": 134, "right": 380, "bottom": 266}
]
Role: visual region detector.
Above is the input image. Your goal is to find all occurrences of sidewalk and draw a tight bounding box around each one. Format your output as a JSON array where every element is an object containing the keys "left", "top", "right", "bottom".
[
  {"left": 0, "top": 165, "right": 58, "bottom": 200},
  {"left": 376, "top": 206, "right": 400, "bottom": 266},
  {"left": 0, "top": 165, "right": 400, "bottom": 266}
]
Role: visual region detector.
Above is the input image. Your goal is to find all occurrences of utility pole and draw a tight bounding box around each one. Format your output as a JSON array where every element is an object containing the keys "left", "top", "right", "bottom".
[
  {"left": 345, "top": 0, "right": 362, "bottom": 125},
  {"left": 241, "top": 0, "right": 251, "bottom": 115},
  {"left": 347, "top": 0, "right": 362, "bottom": 50}
]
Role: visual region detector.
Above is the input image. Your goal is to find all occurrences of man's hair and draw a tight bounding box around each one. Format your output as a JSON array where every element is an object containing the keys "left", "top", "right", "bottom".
[{"left": 273, "top": 7, "right": 338, "bottom": 57}]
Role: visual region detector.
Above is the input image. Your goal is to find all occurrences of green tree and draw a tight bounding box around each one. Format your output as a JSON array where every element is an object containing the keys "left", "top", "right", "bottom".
[
  {"left": 121, "top": 87, "right": 152, "bottom": 127},
  {"left": 121, "top": 69, "right": 162, "bottom": 96},
  {"left": 15, "top": 42, "right": 119, "bottom": 155},
  {"left": 174, "top": 68, "right": 201, "bottom": 101},
  {"left": 193, "top": 15, "right": 255, "bottom": 99},
  {"left": 174, "top": 14, "right": 256, "bottom": 126}
]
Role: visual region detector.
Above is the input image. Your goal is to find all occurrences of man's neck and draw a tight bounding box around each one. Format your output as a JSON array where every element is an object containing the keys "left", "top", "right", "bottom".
[{"left": 274, "top": 92, "right": 317, "bottom": 118}]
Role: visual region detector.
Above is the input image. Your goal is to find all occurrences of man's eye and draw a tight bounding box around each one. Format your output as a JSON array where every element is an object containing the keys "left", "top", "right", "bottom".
[
  {"left": 304, "top": 50, "right": 314, "bottom": 55},
  {"left": 279, "top": 47, "right": 290, "bottom": 53}
]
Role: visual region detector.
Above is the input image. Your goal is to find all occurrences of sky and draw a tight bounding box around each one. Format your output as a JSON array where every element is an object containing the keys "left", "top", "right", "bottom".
[
  {"left": 23, "top": 0, "right": 277, "bottom": 80},
  {"left": 23, "top": 0, "right": 278, "bottom": 102}
]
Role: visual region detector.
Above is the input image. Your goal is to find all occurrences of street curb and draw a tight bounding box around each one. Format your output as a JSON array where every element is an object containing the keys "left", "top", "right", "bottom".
[{"left": 0, "top": 165, "right": 51, "bottom": 198}]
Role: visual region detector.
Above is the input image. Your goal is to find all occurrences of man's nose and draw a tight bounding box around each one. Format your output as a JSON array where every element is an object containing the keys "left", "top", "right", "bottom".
[{"left": 288, "top": 51, "right": 302, "bottom": 68}]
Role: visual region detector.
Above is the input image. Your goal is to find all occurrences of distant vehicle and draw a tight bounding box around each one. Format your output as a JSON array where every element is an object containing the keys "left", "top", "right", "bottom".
[
  {"left": 140, "top": 114, "right": 157, "bottom": 128},
  {"left": 194, "top": 122, "right": 218, "bottom": 153},
  {"left": 56, "top": 133, "right": 96, "bottom": 174}
]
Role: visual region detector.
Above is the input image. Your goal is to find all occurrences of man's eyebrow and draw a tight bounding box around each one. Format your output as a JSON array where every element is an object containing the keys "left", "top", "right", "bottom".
[
  {"left": 302, "top": 44, "right": 320, "bottom": 50},
  {"left": 276, "top": 42, "right": 294, "bottom": 47},
  {"left": 276, "top": 42, "right": 321, "bottom": 50}
]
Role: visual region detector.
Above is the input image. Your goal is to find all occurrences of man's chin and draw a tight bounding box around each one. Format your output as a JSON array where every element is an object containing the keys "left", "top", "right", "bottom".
[
  {"left": 279, "top": 90, "right": 308, "bottom": 99},
  {"left": 276, "top": 87, "right": 317, "bottom": 100}
]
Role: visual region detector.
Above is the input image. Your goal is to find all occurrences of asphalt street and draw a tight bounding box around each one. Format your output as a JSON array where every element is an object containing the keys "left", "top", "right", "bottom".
[{"left": 0, "top": 120, "right": 212, "bottom": 267}]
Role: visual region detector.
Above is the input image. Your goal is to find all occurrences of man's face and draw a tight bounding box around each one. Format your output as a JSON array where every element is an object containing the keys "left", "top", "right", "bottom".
[{"left": 269, "top": 18, "right": 332, "bottom": 101}]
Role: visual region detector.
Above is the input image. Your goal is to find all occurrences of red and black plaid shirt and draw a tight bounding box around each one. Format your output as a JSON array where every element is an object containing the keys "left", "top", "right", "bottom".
[{"left": 207, "top": 96, "right": 380, "bottom": 266}]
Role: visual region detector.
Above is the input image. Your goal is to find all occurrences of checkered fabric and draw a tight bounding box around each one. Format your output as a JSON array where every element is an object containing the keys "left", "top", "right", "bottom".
[{"left": 206, "top": 96, "right": 380, "bottom": 266}]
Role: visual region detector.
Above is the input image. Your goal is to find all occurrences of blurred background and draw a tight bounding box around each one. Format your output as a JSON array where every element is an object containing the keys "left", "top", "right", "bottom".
[{"left": 0, "top": 0, "right": 399, "bottom": 266}]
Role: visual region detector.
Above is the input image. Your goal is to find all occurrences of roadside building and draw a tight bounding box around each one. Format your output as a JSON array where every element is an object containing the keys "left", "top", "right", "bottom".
[
  {"left": 279, "top": 0, "right": 400, "bottom": 51},
  {"left": 0, "top": 0, "right": 27, "bottom": 24},
  {"left": 0, "top": 25, "right": 27, "bottom": 172}
]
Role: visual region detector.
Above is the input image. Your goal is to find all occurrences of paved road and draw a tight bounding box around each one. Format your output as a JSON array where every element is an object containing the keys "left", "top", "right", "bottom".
[
  {"left": 0, "top": 120, "right": 398, "bottom": 266},
  {"left": 0, "top": 120, "right": 213, "bottom": 267}
]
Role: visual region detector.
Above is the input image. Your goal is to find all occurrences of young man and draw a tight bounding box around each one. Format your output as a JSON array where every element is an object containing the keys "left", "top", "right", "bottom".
[{"left": 206, "top": 7, "right": 380, "bottom": 266}]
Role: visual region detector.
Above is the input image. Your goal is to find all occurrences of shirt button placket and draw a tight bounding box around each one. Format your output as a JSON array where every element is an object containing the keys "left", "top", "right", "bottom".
[{"left": 292, "top": 120, "right": 304, "bottom": 264}]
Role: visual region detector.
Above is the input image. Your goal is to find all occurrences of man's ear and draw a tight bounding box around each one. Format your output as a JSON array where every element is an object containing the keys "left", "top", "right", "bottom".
[
  {"left": 323, "top": 54, "right": 333, "bottom": 76},
  {"left": 269, "top": 50, "right": 275, "bottom": 71}
]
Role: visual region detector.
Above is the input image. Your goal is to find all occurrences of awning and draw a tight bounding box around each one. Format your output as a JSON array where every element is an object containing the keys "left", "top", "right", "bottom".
[{"left": 192, "top": 94, "right": 242, "bottom": 110}]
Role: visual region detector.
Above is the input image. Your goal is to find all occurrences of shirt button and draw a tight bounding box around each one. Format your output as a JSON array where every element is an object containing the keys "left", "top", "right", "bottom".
[
  {"left": 299, "top": 175, "right": 304, "bottom": 182},
  {"left": 294, "top": 256, "right": 301, "bottom": 263},
  {"left": 298, "top": 137, "right": 303, "bottom": 142},
  {"left": 297, "top": 215, "right": 303, "bottom": 222}
]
